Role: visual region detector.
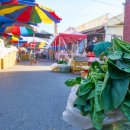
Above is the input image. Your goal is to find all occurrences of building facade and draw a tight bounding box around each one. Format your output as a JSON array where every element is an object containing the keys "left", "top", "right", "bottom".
[
  {"left": 123, "top": 0, "right": 130, "bottom": 42},
  {"left": 76, "top": 14, "right": 124, "bottom": 43}
]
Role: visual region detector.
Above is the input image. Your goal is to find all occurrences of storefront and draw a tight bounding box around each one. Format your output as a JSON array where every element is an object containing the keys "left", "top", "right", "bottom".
[
  {"left": 81, "top": 26, "right": 105, "bottom": 45},
  {"left": 76, "top": 14, "right": 124, "bottom": 43}
]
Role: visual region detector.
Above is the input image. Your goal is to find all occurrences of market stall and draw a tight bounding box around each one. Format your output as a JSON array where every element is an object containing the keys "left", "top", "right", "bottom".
[
  {"left": 51, "top": 27, "right": 87, "bottom": 73},
  {"left": 81, "top": 41, "right": 112, "bottom": 78}
]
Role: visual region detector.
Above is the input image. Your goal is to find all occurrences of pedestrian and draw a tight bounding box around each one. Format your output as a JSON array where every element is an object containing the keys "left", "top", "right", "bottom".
[
  {"left": 89, "top": 37, "right": 97, "bottom": 45},
  {"left": 85, "top": 37, "right": 98, "bottom": 53}
]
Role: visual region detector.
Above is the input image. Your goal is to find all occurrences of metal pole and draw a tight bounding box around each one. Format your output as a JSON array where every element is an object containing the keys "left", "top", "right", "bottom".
[
  {"left": 54, "top": 23, "right": 58, "bottom": 35},
  {"left": 59, "top": 36, "right": 61, "bottom": 52},
  {"left": 18, "top": 39, "right": 20, "bottom": 61},
  {"left": 54, "top": 40, "right": 56, "bottom": 61}
]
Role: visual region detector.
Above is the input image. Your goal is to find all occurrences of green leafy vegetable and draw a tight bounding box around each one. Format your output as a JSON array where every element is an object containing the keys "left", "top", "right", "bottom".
[
  {"left": 108, "top": 51, "right": 122, "bottom": 60},
  {"left": 64, "top": 38, "right": 130, "bottom": 129},
  {"left": 77, "top": 78, "right": 94, "bottom": 96},
  {"left": 101, "top": 72, "right": 113, "bottom": 112},
  {"left": 108, "top": 61, "right": 130, "bottom": 79},
  {"left": 57, "top": 60, "right": 67, "bottom": 64},
  {"left": 121, "top": 100, "right": 130, "bottom": 121},
  {"left": 111, "top": 79, "right": 129, "bottom": 108},
  {"left": 65, "top": 77, "right": 82, "bottom": 87}
]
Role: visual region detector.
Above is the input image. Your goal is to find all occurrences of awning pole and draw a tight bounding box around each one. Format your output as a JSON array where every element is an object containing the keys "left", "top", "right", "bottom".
[
  {"left": 62, "top": 37, "right": 67, "bottom": 50},
  {"left": 59, "top": 36, "right": 61, "bottom": 52}
]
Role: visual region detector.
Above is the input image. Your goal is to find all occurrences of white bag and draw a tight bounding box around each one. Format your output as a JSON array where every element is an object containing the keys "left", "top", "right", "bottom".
[
  {"left": 63, "top": 86, "right": 126, "bottom": 130},
  {"left": 63, "top": 85, "right": 93, "bottom": 129}
]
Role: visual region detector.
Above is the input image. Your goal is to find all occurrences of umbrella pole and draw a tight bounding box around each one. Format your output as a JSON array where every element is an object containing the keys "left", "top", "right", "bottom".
[
  {"left": 54, "top": 41, "right": 56, "bottom": 61},
  {"left": 26, "top": 36, "right": 27, "bottom": 55},
  {"left": 62, "top": 37, "right": 67, "bottom": 51},
  {"left": 33, "top": 32, "right": 36, "bottom": 63},
  {"left": 59, "top": 36, "right": 61, "bottom": 52},
  {"left": 18, "top": 40, "right": 20, "bottom": 62},
  {"left": 31, "top": 10, "right": 35, "bottom": 64},
  {"left": 58, "top": 37, "right": 60, "bottom": 61}
]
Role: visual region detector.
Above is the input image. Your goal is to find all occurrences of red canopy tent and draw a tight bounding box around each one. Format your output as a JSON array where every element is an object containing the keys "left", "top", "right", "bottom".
[{"left": 51, "top": 27, "right": 87, "bottom": 47}]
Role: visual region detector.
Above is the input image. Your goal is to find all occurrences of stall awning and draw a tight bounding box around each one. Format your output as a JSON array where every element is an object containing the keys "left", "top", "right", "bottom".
[{"left": 51, "top": 33, "right": 87, "bottom": 46}]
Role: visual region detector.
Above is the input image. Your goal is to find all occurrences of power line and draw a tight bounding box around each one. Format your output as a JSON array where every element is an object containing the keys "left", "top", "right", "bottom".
[{"left": 90, "top": 0, "right": 123, "bottom": 8}]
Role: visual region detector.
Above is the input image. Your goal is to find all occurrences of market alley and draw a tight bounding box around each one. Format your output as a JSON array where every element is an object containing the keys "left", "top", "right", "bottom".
[{"left": 0, "top": 61, "right": 79, "bottom": 130}]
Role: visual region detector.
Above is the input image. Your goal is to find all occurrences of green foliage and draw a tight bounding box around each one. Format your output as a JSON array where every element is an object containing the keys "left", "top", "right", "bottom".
[
  {"left": 65, "top": 77, "right": 82, "bottom": 87},
  {"left": 57, "top": 60, "right": 67, "bottom": 64},
  {"left": 64, "top": 38, "right": 130, "bottom": 129},
  {"left": 121, "top": 99, "right": 130, "bottom": 121},
  {"left": 107, "top": 51, "right": 122, "bottom": 60}
]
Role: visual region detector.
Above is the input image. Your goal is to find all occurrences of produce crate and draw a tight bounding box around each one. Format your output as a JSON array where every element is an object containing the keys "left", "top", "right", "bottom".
[
  {"left": 21, "top": 54, "right": 29, "bottom": 61},
  {"left": 71, "top": 60, "right": 88, "bottom": 71},
  {"left": 0, "top": 58, "right": 1, "bottom": 70}
]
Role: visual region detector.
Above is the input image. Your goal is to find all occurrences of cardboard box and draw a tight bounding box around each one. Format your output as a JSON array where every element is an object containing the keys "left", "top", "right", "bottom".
[{"left": 71, "top": 60, "right": 88, "bottom": 71}]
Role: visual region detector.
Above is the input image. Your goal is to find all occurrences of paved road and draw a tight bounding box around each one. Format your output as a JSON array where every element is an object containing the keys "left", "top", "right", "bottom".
[{"left": 0, "top": 61, "right": 79, "bottom": 130}]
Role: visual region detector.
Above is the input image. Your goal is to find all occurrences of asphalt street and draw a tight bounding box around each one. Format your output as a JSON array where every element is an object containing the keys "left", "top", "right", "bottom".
[{"left": 0, "top": 61, "right": 79, "bottom": 130}]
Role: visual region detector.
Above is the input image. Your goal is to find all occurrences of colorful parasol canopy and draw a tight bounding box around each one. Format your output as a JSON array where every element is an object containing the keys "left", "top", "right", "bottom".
[
  {"left": 36, "top": 41, "right": 48, "bottom": 49},
  {"left": 3, "top": 24, "right": 34, "bottom": 36},
  {"left": 0, "top": 4, "right": 62, "bottom": 24},
  {"left": 18, "top": 0, "right": 35, "bottom": 5},
  {"left": 0, "top": 16, "right": 13, "bottom": 24},
  {"left": 0, "top": 0, "right": 18, "bottom": 5},
  {"left": 4, "top": 34, "right": 26, "bottom": 43},
  {"left": 27, "top": 41, "right": 47, "bottom": 49},
  {"left": 1, "top": 33, "right": 26, "bottom": 43},
  {"left": 0, "top": 16, "right": 13, "bottom": 32},
  {"left": 0, "top": 0, "right": 35, "bottom": 5},
  {"left": 22, "top": 42, "right": 30, "bottom": 47},
  {"left": 29, "top": 42, "right": 36, "bottom": 49}
]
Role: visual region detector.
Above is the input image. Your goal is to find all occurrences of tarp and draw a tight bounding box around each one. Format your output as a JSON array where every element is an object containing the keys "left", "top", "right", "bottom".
[
  {"left": 50, "top": 46, "right": 66, "bottom": 50},
  {"left": 93, "top": 41, "right": 112, "bottom": 57},
  {"left": 51, "top": 27, "right": 87, "bottom": 46}
]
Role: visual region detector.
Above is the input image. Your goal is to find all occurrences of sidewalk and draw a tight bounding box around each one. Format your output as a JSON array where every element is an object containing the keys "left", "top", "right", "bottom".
[{"left": 0, "top": 60, "right": 53, "bottom": 72}]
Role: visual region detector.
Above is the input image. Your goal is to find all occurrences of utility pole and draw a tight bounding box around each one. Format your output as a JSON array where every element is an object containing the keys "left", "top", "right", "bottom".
[
  {"left": 54, "top": 23, "right": 58, "bottom": 35},
  {"left": 123, "top": 0, "right": 130, "bottom": 42}
]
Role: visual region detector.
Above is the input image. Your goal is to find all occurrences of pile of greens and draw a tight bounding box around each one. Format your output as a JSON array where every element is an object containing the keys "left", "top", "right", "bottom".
[
  {"left": 57, "top": 59, "right": 67, "bottom": 64},
  {"left": 65, "top": 38, "right": 130, "bottom": 130}
]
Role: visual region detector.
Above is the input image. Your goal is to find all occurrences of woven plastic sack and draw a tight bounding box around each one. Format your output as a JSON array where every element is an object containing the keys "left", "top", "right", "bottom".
[{"left": 51, "top": 63, "right": 70, "bottom": 73}]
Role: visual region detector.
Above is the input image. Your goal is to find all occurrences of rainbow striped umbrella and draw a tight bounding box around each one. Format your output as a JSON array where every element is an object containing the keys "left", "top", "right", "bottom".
[
  {"left": 0, "top": 4, "right": 62, "bottom": 24},
  {"left": 0, "top": 0, "right": 35, "bottom": 5},
  {"left": 4, "top": 24, "right": 34, "bottom": 36},
  {"left": 0, "top": 0, "right": 17, "bottom": 5},
  {"left": 36, "top": 41, "right": 48, "bottom": 49},
  {"left": 3, "top": 34, "right": 26, "bottom": 43}
]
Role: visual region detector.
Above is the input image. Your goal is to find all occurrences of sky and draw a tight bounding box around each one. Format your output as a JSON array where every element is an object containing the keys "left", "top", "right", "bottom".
[{"left": 36, "top": 0, "right": 125, "bottom": 34}]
